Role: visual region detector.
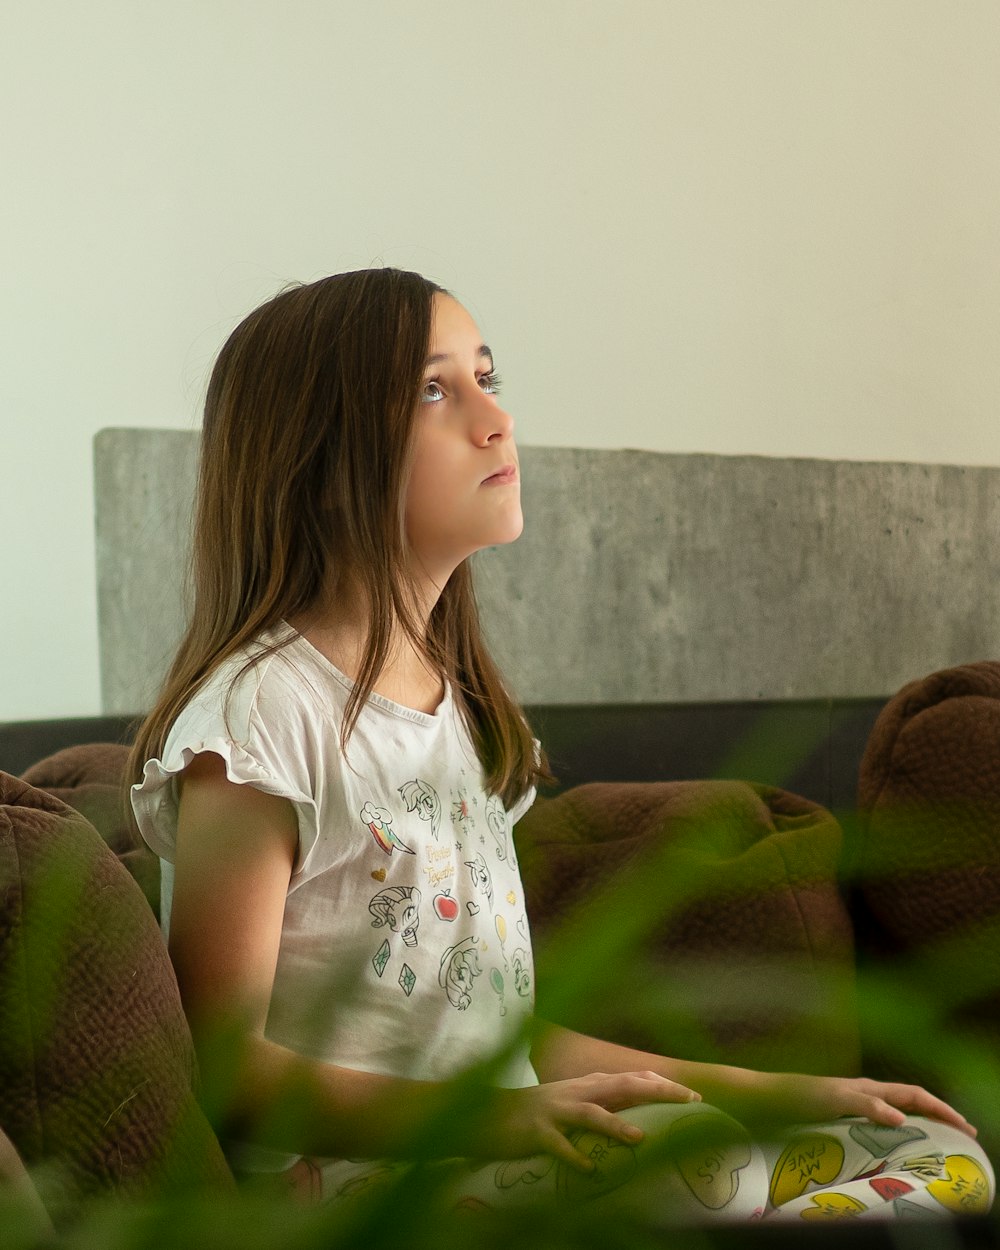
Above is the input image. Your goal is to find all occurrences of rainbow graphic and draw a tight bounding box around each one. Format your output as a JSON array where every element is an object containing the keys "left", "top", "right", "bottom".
[{"left": 361, "top": 802, "right": 415, "bottom": 857}]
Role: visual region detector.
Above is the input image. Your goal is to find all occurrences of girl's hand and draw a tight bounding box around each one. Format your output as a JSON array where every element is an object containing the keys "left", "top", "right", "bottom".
[
  {"left": 746, "top": 1073, "right": 977, "bottom": 1138},
  {"left": 488, "top": 1071, "right": 701, "bottom": 1172}
]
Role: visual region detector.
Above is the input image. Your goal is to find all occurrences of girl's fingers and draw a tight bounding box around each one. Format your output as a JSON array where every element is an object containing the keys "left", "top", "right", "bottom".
[
  {"left": 586, "top": 1070, "right": 701, "bottom": 1109},
  {"left": 855, "top": 1085, "right": 977, "bottom": 1138},
  {"left": 879, "top": 1084, "right": 978, "bottom": 1136},
  {"left": 538, "top": 1124, "right": 598, "bottom": 1174},
  {"left": 857, "top": 1097, "right": 907, "bottom": 1128},
  {"left": 562, "top": 1100, "right": 647, "bottom": 1147}
]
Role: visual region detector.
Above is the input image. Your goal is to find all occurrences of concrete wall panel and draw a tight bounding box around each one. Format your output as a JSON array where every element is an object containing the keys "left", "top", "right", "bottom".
[{"left": 95, "top": 431, "right": 1000, "bottom": 713}]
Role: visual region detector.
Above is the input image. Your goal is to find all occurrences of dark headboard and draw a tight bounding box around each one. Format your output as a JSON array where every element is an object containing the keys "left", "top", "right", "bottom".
[{"left": 2, "top": 698, "right": 885, "bottom": 813}]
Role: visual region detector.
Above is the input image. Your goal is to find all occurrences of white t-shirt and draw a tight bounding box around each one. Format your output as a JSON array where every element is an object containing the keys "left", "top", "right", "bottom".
[{"left": 132, "top": 626, "right": 539, "bottom": 1163}]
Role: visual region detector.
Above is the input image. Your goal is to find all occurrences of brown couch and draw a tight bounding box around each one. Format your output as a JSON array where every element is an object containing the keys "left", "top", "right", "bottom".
[
  {"left": 1, "top": 664, "right": 999, "bottom": 1225},
  {"left": 0, "top": 770, "right": 233, "bottom": 1225}
]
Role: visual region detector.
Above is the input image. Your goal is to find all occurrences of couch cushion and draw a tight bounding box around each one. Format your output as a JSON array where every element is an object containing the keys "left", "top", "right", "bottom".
[
  {"left": 0, "top": 771, "right": 231, "bottom": 1217},
  {"left": 20, "top": 743, "right": 159, "bottom": 917},
  {"left": 515, "top": 780, "right": 859, "bottom": 1078},
  {"left": 854, "top": 663, "right": 1000, "bottom": 1063}
]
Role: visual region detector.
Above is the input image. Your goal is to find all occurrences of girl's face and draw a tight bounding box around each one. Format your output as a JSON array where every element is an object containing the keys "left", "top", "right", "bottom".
[{"left": 404, "top": 294, "right": 522, "bottom": 582}]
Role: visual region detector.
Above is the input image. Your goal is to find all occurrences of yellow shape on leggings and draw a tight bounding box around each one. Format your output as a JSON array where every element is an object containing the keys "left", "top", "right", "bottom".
[
  {"left": 927, "top": 1155, "right": 991, "bottom": 1215},
  {"left": 769, "top": 1134, "right": 845, "bottom": 1207},
  {"left": 801, "top": 1192, "right": 868, "bottom": 1220}
]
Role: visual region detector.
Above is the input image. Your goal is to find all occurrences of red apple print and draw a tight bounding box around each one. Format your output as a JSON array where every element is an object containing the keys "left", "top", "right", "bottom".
[
  {"left": 869, "top": 1176, "right": 913, "bottom": 1201},
  {"left": 434, "top": 891, "right": 460, "bottom": 922}
]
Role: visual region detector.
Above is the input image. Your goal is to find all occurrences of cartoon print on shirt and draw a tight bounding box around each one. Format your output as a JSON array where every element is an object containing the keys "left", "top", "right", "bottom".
[
  {"left": 489, "top": 967, "right": 507, "bottom": 1015},
  {"left": 439, "top": 936, "right": 482, "bottom": 1010},
  {"left": 368, "top": 885, "right": 422, "bottom": 948},
  {"left": 398, "top": 964, "right": 416, "bottom": 997},
  {"left": 398, "top": 779, "right": 442, "bottom": 840},
  {"left": 432, "top": 890, "right": 460, "bottom": 922},
  {"left": 451, "top": 787, "right": 472, "bottom": 828},
  {"left": 421, "top": 842, "right": 455, "bottom": 889},
  {"left": 485, "top": 795, "right": 509, "bottom": 861},
  {"left": 511, "top": 947, "right": 532, "bottom": 998},
  {"left": 494, "top": 914, "right": 509, "bottom": 968},
  {"left": 372, "top": 939, "right": 390, "bottom": 978},
  {"left": 464, "top": 853, "right": 494, "bottom": 909},
  {"left": 360, "top": 801, "right": 414, "bottom": 857}
]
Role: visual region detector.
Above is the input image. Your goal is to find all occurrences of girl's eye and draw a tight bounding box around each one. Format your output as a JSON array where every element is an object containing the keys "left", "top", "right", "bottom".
[{"left": 421, "top": 371, "right": 502, "bottom": 403}]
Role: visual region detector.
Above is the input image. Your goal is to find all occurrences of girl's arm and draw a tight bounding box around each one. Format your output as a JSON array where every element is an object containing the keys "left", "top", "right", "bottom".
[
  {"left": 171, "top": 754, "right": 700, "bottom": 1171},
  {"left": 531, "top": 1023, "right": 977, "bottom": 1137}
]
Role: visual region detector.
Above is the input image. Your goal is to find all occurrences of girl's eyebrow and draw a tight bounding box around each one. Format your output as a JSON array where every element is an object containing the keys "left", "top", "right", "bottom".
[{"left": 424, "top": 345, "right": 494, "bottom": 368}]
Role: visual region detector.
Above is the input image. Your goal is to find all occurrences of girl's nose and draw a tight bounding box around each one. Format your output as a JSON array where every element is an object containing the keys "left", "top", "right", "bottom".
[{"left": 474, "top": 395, "right": 514, "bottom": 446}]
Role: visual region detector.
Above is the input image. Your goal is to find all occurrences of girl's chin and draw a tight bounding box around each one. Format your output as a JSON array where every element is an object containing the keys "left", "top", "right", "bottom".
[{"left": 492, "top": 516, "right": 524, "bottom": 547}]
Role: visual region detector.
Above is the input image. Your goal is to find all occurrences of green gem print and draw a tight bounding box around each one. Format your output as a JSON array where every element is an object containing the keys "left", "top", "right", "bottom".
[
  {"left": 398, "top": 963, "right": 416, "bottom": 997},
  {"left": 372, "top": 939, "right": 390, "bottom": 978}
]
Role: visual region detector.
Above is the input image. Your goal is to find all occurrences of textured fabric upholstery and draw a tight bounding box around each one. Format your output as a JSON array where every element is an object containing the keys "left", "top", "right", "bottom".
[
  {"left": 0, "top": 772, "right": 232, "bottom": 1217},
  {"left": 515, "top": 780, "right": 859, "bottom": 1078},
  {"left": 21, "top": 743, "right": 159, "bottom": 917},
  {"left": 857, "top": 662, "right": 1000, "bottom": 944},
  {"left": 854, "top": 662, "right": 1000, "bottom": 1074}
]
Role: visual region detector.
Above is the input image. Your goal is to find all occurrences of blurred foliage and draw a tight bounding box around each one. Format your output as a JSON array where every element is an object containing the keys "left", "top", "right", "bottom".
[{"left": 3, "top": 715, "right": 1000, "bottom": 1247}]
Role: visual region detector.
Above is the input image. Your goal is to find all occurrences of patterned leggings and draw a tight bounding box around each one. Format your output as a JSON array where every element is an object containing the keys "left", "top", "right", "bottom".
[{"left": 297, "top": 1103, "right": 995, "bottom": 1227}]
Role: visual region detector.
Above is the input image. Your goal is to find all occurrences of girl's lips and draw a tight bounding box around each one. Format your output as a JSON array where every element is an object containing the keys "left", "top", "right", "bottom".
[{"left": 482, "top": 465, "right": 518, "bottom": 486}]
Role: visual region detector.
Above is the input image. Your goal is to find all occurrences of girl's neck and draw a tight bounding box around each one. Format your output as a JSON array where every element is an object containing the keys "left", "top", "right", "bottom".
[{"left": 289, "top": 587, "right": 446, "bottom": 715}]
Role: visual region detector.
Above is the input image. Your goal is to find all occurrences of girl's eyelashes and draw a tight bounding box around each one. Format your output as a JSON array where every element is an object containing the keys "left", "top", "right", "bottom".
[
  {"left": 419, "top": 370, "right": 503, "bottom": 404},
  {"left": 479, "top": 369, "right": 502, "bottom": 395}
]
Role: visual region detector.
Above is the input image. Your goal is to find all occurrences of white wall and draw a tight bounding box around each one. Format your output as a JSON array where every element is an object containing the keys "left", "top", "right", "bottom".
[{"left": 2, "top": 0, "right": 999, "bottom": 721}]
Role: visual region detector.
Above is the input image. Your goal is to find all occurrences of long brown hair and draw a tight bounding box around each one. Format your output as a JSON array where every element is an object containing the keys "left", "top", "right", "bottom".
[{"left": 128, "top": 268, "right": 547, "bottom": 808}]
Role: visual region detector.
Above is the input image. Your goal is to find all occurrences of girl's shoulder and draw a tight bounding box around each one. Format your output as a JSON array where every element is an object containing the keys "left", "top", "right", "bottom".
[
  {"left": 133, "top": 628, "right": 335, "bottom": 872},
  {"left": 177, "top": 625, "right": 349, "bottom": 742}
]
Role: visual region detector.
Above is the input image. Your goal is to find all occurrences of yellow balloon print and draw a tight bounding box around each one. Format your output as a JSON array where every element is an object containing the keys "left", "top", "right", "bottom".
[
  {"left": 801, "top": 1192, "right": 868, "bottom": 1221},
  {"left": 769, "top": 1134, "right": 845, "bottom": 1207},
  {"left": 495, "top": 915, "right": 506, "bottom": 943},
  {"left": 927, "top": 1155, "right": 992, "bottom": 1215}
]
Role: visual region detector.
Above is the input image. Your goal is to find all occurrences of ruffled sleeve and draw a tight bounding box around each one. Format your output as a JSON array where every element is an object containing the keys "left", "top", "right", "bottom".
[{"left": 130, "top": 654, "right": 321, "bottom": 876}]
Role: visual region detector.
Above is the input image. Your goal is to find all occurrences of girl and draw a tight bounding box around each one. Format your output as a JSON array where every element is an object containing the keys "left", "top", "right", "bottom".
[{"left": 129, "top": 268, "right": 992, "bottom": 1225}]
